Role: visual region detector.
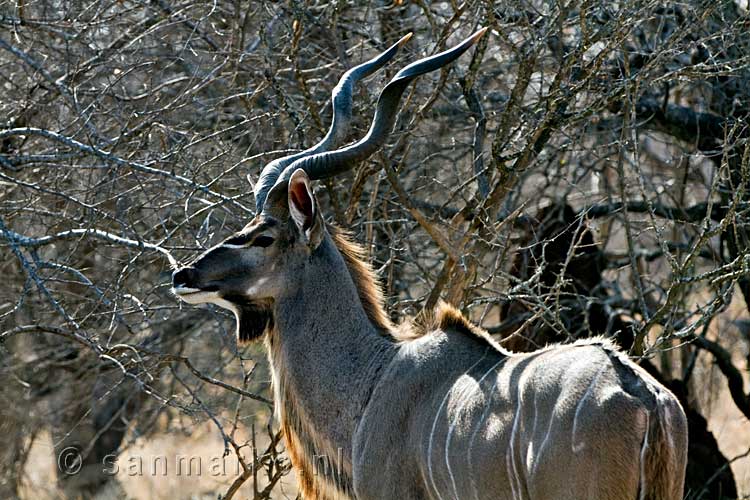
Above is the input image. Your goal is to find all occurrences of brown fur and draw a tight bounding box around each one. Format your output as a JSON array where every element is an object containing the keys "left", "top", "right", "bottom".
[
  {"left": 281, "top": 420, "right": 316, "bottom": 498},
  {"left": 329, "top": 226, "right": 394, "bottom": 333},
  {"left": 415, "top": 301, "right": 506, "bottom": 351},
  {"left": 643, "top": 406, "right": 678, "bottom": 500}
]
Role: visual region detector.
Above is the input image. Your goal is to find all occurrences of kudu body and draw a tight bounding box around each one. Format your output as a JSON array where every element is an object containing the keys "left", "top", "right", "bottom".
[{"left": 172, "top": 29, "right": 688, "bottom": 500}]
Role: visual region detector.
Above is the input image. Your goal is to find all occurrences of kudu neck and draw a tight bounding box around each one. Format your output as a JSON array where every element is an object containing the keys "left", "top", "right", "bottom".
[{"left": 268, "top": 232, "right": 395, "bottom": 489}]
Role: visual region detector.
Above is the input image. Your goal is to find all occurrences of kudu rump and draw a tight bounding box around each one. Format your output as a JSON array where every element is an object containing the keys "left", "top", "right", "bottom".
[{"left": 172, "top": 29, "right": 688, "bottom": 500}]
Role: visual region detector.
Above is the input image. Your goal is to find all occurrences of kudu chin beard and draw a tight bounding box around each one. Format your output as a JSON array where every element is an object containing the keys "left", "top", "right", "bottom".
[{"left": 225, "top": 296, "right": 275, "bottom": 342}]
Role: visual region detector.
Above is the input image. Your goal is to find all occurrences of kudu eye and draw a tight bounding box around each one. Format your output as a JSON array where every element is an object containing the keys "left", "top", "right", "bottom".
[{"left": 252, "top": 236, "right": 275, "bottom": 248}]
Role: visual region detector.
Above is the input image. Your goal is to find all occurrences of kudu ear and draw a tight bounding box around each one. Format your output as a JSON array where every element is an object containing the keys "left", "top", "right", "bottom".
[{"left": 288, "top": 169, "right": 323, "bottom": 247}]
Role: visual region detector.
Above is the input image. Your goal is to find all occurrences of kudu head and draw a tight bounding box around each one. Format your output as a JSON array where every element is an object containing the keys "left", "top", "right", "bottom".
[{"left": 171, "top": 28, "right": 487, "bottom": 342}]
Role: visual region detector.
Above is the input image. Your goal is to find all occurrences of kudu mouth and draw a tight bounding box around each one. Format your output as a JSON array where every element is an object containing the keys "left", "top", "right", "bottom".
[
  {"left": 171, "top": 267, "right": 221, "bottom": 298},
  {"left": 171, "top": 268, "right": 273, "bottom": 343}
]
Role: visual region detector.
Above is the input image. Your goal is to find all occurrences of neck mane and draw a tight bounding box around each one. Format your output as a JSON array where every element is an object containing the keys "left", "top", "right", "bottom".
[
  {"left": 329, "top": 225, "right": 502, "bottom": 348},
  {"left": 327, "top": 225, "right": 394, "bottom": 333}
]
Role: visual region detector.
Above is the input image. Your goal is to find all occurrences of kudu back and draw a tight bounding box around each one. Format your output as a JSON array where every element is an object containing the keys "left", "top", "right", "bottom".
[{"left": 172, "top": 29, "right": 688, "bottom": 500}]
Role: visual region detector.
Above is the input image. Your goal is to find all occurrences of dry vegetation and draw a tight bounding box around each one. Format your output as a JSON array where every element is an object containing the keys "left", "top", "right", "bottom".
[{"left": 1, "top": 0, "right": 749, "bottom": 498}]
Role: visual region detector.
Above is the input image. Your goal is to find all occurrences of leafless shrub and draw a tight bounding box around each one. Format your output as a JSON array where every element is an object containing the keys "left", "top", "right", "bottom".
[{"left": 1, "top": 0, "right": 748, "bottom": 498}]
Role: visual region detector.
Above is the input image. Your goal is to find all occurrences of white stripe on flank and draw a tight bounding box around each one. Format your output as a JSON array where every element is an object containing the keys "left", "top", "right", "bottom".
[
  {"left": 466, "top": 357, "right": 509, "bottom": 500},
  {"left": 571, "top": 362, "right": 607, "bottom": 453},
  {"left": 639, "top": 411, "right": 650, "bottom": 500},
  {"left": 444, "top": 350, "right": 491, "bottom": 500},
  {"left": 532, "top": 402, "right": 556, "bottom": 477},
  {"left": 428, "top": 350, "right": 489, "bottom": 500},
  {"left": 526, "top": 393, "right": 539, "bottom": 472},
  {"left": 507, "top": 381, "right": 524, "bottom": 500}
]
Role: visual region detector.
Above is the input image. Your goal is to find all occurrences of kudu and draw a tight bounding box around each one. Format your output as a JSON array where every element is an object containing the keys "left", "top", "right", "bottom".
[{"left": 172, "top": 29, "right": 688, "bottom": 500}]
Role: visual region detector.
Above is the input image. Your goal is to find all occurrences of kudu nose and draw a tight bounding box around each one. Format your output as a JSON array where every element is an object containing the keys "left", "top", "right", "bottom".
[{"left": 172, "top": 267, "right": 197, "bottom": 288}]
